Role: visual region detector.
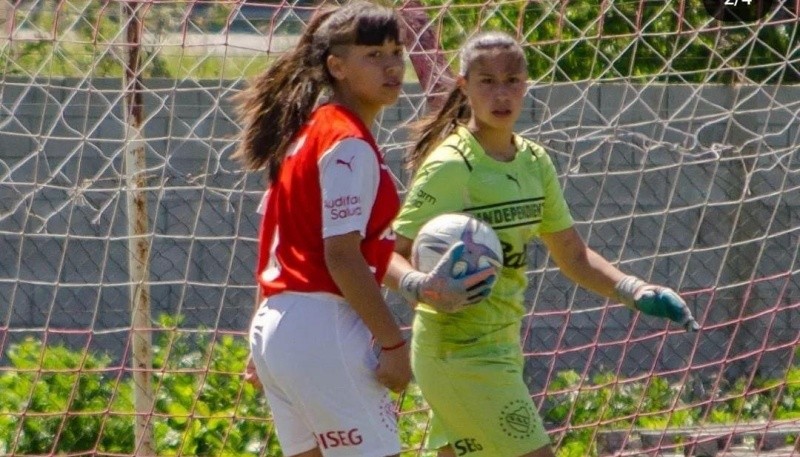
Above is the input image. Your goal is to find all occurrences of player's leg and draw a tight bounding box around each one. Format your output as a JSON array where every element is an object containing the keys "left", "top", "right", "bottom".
[
  {"left": 291, "top": 448, "right": 324, "bottom": 457},
  {"left": 412, "top": 335, "right": 552, "bottom": 457},
  {"left": 436, "top": 444, "right": 553, "bottom": 457},
  {"left": 517, "top": 446, "right": 556, "bottom": 457},
  {"left": 285, "top": 445, "right": 397, "bottom": 457},
  {"left": 436, "top": 447, "right": 455, "bottom": 457},
  {"left": 250, "top": 296, "right": 319, "bottom": 455}
]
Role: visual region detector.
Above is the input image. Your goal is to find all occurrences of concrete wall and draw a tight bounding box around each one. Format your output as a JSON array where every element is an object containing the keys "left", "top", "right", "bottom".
[{"left": 1, "top": 78, "right": 798, "bottom": 387}]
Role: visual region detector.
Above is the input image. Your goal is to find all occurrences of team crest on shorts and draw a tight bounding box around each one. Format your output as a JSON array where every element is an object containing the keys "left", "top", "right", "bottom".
[
  {"left": 498, "top": 399, "right": 536, "bottom": 439},
  {"left": 379, "top": 394, "right": 398, "bottom": 433}
]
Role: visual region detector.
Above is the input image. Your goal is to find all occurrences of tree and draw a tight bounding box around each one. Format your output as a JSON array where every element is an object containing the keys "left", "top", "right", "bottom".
[{"left": 419, "top": 0, "right": 798, "bottom": 84}]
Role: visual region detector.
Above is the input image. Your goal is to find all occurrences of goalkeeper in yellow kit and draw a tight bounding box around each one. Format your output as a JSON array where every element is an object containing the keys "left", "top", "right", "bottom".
[{"left": 389, "top": 31, "right": 699, "bottom": 457}]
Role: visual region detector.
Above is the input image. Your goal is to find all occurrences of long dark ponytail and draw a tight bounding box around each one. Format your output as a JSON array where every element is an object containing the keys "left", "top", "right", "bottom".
[{"left": 406, "top": 87, "right": 470, "bottom": 171}]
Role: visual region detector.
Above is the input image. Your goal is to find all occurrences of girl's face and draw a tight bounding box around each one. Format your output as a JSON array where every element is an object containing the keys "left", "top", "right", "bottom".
[
  {"left": 459, "top": 49, "right": 527, "bottom": 132},
  {"left": 328, "top": 39, "right": 405, "bottom": 112}
]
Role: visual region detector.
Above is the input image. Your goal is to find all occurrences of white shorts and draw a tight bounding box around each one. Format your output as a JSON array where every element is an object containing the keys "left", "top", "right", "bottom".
[{"left": 249, "top": 292, "right": 400, "bottom": 457}]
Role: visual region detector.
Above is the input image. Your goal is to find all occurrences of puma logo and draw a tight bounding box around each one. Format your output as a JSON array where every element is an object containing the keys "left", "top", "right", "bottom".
[
  {"left": 336, "top": 156, "right": 355, "bottom": 171},
  {"left": 506, "top": 173, "right": 520, "bottom": 189}
]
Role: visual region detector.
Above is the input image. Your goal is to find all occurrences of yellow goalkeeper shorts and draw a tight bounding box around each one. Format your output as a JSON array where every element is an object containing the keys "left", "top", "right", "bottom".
[{"left": 411, "top": 323, "right": 552, "bottom": 456}]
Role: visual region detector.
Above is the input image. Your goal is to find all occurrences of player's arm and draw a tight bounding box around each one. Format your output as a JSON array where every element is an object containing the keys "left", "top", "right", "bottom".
[
  {"left": 533, "top": 144, "right": 697, "bottom": 330},
  {"left": 386, "top": 156, "right": 493, "bottom": 312},
  {"left": 325, "top": 232, "right": 405, "bottom": 349},
  {"left": 325, "top": 234, "right": 410, "bottom": 393},
  {"left": 541, "top": 227, "right": 698, "bottom": 331},
  {"left": 540, "top": 226, "right": 624, "bottom": 297},
  {"left": 383, "top": 236, "right": 413, "bottom": 291},
  {"left": 386, "top": 236, "right": 491, "bottom": 312},
  {"left": 319, "top": 139, "right": 409, "bottom": 392}
]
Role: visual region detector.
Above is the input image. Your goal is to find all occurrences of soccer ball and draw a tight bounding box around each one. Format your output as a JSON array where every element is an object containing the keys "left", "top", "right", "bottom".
[{"left": 411, "top": 213, "right": 503, "bottom": 278}]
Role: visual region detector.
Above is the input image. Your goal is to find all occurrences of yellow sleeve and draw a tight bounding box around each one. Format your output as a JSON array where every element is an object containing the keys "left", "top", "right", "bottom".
[{"left": 393, "top": 153, "right": 471, "bottom": 240}]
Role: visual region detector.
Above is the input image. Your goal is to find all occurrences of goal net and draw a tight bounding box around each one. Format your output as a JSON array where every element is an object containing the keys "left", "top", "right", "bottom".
[{"left": 0, "top": 0, "right": 798, "bottom": 456}]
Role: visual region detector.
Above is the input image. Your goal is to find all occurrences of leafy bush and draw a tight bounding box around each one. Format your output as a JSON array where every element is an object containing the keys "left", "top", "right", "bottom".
[
  {"left": 0, "top": 314, "right": 276, "bottom": 456},
  {"left": 3, "top": 326, "right": 799, "bottom": 456},
  {"left": 150, "top": 314, "right": 277, "bottom": 456},
  {"left": 0, "top": 337, "right": 131, "bottom": 454},
  {"left": 543, "top": 371, "right": 673, "bottom": 457}
]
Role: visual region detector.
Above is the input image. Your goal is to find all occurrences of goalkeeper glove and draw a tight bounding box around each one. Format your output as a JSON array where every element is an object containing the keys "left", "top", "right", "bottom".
[
  {"left": 615, "top": 276, "right": 700, "bottom": 331},
  {"left": 399, "top": 242, "right": 496, "bottom": 313}
]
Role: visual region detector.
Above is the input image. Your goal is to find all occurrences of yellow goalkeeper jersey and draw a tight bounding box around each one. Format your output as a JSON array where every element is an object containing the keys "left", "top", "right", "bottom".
[{"left": 393, "top": 125, "right": 574, "bottom": 348}]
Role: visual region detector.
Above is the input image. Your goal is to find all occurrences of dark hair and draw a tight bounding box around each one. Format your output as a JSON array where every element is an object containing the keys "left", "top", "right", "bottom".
[
  {"left": 232, "top": 1, "right": 401, "bottom": 178},
  {"left": 406, "top": 31, "right": 524, "bottom": 171}
]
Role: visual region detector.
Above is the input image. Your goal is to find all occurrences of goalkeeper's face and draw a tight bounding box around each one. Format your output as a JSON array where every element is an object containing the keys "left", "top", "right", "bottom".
[{"left": 460, "top": 49, "right": 528, "bottom": 132}]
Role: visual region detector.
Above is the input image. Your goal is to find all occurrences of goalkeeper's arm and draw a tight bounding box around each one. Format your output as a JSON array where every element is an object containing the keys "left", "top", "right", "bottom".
[{"left": 540, "top": 226, "right": 699, "bottom": 331}]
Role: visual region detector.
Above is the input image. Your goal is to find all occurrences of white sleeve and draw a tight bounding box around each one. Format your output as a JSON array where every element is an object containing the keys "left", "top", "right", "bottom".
[{"left": 318, "top": 138, "right": 379, "bottom": 238}]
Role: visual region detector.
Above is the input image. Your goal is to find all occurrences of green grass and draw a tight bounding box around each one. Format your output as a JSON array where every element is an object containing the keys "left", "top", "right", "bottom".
[
  {"left": 156, "top": 53, "right": 274, "bottom": 80},
  {"left": 1, "top": 39, "right": 421, "bottom": 81}
]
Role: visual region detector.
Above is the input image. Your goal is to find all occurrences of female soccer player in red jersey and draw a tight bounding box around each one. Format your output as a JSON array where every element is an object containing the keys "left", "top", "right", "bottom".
[{"left": 232, "top": 2, "right": 493, "bottom": 456}]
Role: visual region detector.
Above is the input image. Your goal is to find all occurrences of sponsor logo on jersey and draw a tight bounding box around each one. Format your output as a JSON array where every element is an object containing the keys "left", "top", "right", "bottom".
[
  {"left": 501, "top": 241, "right": 528, "bottom": 269},
  {"left": 453, "top": 438, "right": 484, "bottom": 455},
  {"left": 407, "top": 189, "right": 437, "bottom": 209},
  {"left": 315, "top": 428, "right": 363, "bottom": 450},
  {"left": 470, "top": 198, "right": 543, "bottom": 229},
  {"left": 324, "top": 195, "right": 362, "bottom": 220}
]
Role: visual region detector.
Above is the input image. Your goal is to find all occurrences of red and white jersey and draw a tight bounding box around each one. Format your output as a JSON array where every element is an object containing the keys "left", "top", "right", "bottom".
[{"left": 256, "top": 104, "right": 400, "bottom": 297}]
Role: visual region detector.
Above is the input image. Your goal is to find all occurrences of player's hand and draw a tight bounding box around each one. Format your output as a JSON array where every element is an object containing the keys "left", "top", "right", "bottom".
[
  {"left": 634, "top": 285, "right": 700, "bottom": 332},
  {"left": 376, "top": 342, "right": 411, "bottom": 393},
  {"left": 399, "top": 242, "right": 496, "bottom": 313},
  {"left": 616, "top": 276, "right": 699, "bottom": 331},
  {"left": 244, "top": 356, "right": 262, "bottom": 389}
]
